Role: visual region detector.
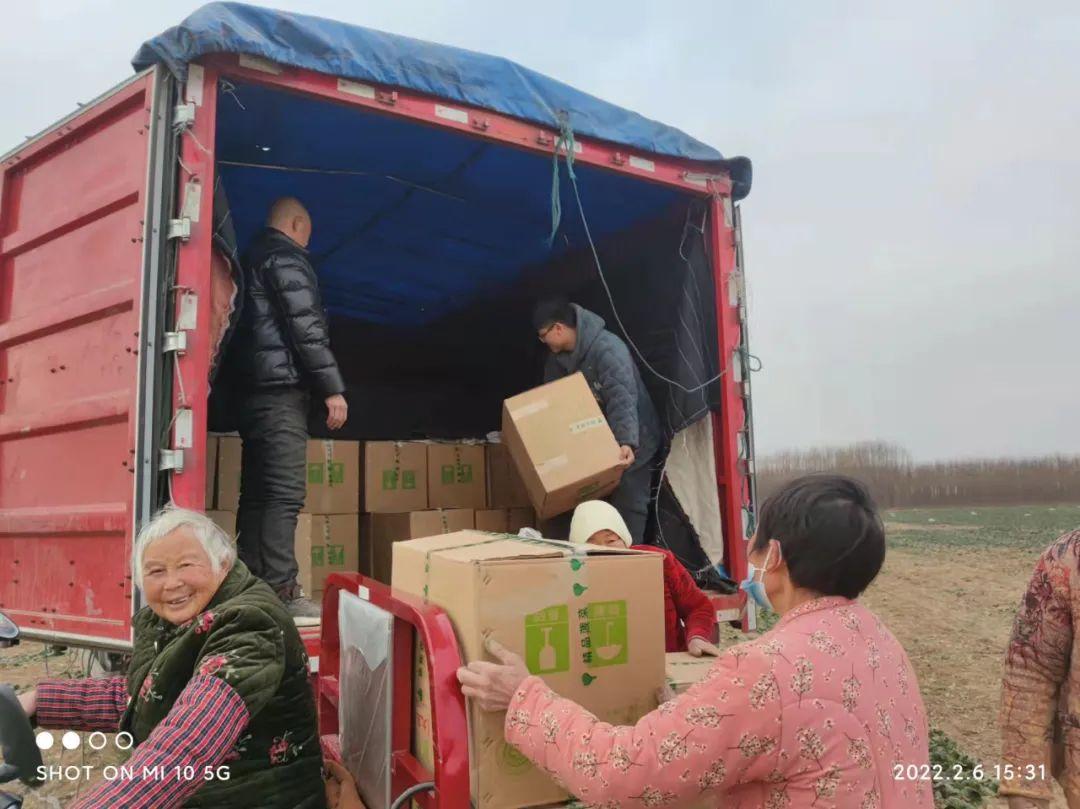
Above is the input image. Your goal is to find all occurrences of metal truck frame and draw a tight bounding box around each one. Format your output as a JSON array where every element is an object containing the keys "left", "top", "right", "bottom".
[{"left": 0, "top": 56, "right": 755, "bottom": 650}]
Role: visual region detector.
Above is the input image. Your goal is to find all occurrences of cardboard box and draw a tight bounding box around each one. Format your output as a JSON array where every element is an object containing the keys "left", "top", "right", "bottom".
[
  {"left": 205, "top": 510, "right": 235, "bottom": 539},
  {"left": 475, "top": 509, "right": 509, "bottom": 533},
  {"left": 427, "top": 443, "right": 487, "bottom": 510},
  {"left": 362, "top": 509, "right": 474, "bottom": 584},
  {"left": 216, "top": 438, "right": 360, "bottom": 515},
  {"left": 665, "top": 651, "right": 716, "bottom": 696},
  {"left": 485, "top": 443, "right": 531, "bottom": 509},
  {"left": 303, "top": 440, "right": 361, "bottom": 514},
  {"left": 395, "top": 532, "right": 665, "bottom": 809},
  {"left": 362, "top": 441, "right": 428, "bottom": 513},
  {"left": 217, "top": 436, "right": 243, "bottom": 513},
  {"left": 205, "top": 435, "right": 219, "bottom": 510},
  {"left": 295, "top": 513, "right": 360, "bottom": 597},
  {"left": 502, "top": 373, "right": 623, "bottom": 519},
  {"left": 474, "top": 508, "right": 536, "bottom": 535}
]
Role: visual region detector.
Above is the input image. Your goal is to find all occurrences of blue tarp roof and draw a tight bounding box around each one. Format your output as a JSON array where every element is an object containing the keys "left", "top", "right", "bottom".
[
  {"left": 133, "top": 1, "right": 750, "bottom": 196},
  {"left": 213, "top": 78, "right": 689, "bottom": 326}
]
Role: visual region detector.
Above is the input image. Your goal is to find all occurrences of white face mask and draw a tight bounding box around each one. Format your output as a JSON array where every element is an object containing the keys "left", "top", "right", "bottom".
[{"left": 740, "top": 545, "right": 777, "bottom": 613}]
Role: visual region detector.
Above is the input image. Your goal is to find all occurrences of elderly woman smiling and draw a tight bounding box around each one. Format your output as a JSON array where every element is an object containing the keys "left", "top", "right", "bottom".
[{"left": 18, "top": 508, "right": 326, "bottom": 809}]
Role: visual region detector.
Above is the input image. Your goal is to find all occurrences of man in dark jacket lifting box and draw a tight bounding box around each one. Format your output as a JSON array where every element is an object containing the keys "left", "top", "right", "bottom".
[
  {"left": 534, "top": 298, "right": 661, "bottom": 543},
  {"left": 226, "top": 197, "right": 347, "bottom": 623}
]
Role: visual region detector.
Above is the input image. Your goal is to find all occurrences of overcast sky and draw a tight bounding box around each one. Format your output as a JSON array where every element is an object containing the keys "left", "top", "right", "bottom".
[{"left": 3, "top": 1, "right": 1077, "bottom": 462}]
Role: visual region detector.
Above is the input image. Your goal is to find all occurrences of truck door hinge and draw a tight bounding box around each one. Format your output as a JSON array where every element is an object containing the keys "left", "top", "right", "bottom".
[
  {"left": 159, "top": 449, "right": 185, "bottom": 473},
  {"left": 167, "top": 219, "right": 191, "bottom": 241},
  {"left": 174, "top": 102, "right": 196, "bottom": 128},
  {"left": 162, "top": 331, "right": 188, "bottom": 354}
]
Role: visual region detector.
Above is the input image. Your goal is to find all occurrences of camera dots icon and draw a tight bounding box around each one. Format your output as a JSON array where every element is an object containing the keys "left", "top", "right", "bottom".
[{"left": 35, "top": 730, "right": 133, "bottom": 750}]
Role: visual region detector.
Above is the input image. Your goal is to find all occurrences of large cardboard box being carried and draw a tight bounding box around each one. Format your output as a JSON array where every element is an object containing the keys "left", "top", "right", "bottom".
[
  {"left": 395, "top": 532, "right": 665, "bottom": 809},
  {"left": 362, "top": 509, "right": 474, "bottom": 584},
  {"left": 303, "top": 440, "right": 361, "bottom": 514},
  {"left": 665, "top": 651, "right": 716, "bottom": 696},
  {"left": 427, "top": 443, "right": 487, "bottom": 510},
  {"left": 362, "top": 441, "right": 428, "bottom": 513},
  {"left": 502, "top": 373, "right": 623, "bottom": 519},
  {"left": 485, "top": 443, "right": 531, "bottom": 509},
  {"left": 295, "top": 514, "right": 360, "bottom": 597}
]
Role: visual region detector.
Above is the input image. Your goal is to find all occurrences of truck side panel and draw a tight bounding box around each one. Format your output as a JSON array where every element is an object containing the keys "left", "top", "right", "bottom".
[{"left": 0, "top": 71, "right": 160, "bottom": 646}]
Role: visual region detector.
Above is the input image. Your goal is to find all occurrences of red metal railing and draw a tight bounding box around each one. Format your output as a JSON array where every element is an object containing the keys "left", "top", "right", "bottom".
[{"left": 318, "top": 573, "right": 471, "bottom": 809}]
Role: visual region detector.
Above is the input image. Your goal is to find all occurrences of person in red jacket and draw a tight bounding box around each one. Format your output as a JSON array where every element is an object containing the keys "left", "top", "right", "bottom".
[{"left": 569, "top": 500, "right": 720, "bottom": 655}]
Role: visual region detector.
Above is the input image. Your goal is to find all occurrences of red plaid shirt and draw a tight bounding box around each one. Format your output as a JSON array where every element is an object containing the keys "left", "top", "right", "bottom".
[{"left": 36, "top": 674, "right": 249, "bottom": 809}]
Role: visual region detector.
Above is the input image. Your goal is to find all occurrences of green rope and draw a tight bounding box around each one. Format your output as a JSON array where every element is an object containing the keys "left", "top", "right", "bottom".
[{"left": 547, "top": 114, "right": 577, "bottom": 246}]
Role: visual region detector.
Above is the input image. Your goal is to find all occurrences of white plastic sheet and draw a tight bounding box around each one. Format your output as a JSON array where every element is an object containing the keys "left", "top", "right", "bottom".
[
  {"left": 665, "top": 417, "right": 725, "bottom": 566},
  {"left": 338, "top": 591, "right": 394, "bottom": 809}
]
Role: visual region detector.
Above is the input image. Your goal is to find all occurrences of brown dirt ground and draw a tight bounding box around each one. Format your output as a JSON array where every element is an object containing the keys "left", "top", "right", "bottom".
[
  {"left": 861, "top": 541, "right": 1063, "bottom": 808},
  {"left": 0, "top": 646, "right": 124, "bottom": 807}
]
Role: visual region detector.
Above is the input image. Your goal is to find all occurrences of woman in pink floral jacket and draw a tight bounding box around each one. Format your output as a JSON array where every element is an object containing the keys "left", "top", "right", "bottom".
[{"left": 459, "top": 475, "right": 933, "bottom": 808}]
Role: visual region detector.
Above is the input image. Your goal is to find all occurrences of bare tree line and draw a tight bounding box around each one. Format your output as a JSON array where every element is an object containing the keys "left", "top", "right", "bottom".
[{"left": 757, "top": 441, "right": 1080, "bottom": 508}]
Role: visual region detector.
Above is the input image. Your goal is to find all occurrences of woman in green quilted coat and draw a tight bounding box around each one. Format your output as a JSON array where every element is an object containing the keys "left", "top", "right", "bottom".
[{"left": 18, "top": 507, "right": 329, "bottom": 808}]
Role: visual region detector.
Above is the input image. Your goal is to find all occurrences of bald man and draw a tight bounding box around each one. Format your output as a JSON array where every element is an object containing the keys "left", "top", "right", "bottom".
[{"left": 226, "top": 196, "right": 347, "bottom": 623}]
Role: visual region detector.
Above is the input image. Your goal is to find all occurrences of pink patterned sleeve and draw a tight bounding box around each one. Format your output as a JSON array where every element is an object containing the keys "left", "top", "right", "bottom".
[
  {"left": 69, "top": 675, "right": 249, "bottom": 809},
  {"left": 1000, "top": 535, "right": 1077, "bottom": 800},
  {"left": 36, "top": 677, "right": 130, "bottom": 732},
  {"left": 504, "top": 648, "right": 782, "bottom": 807}
]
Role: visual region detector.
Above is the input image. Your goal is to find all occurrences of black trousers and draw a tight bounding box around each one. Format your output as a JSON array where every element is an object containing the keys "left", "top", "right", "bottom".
[
  {"left": 235, "top": 387, "right": 308, "bottom": 593},
  {"left": 608, "top": 448, "right": 657, "bottom": 544}
]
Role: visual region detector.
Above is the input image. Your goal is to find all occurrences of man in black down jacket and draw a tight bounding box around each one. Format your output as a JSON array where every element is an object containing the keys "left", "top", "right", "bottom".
[
  {"left": 227, "top": 197, "right": 347, "bottom": 623},
  {"left": 534, "top": 299, "right": 661, "bottom": 543}
]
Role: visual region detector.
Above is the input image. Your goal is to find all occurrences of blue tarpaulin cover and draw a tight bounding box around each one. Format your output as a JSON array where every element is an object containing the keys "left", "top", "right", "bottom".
[{"left": 133, "top": 1, "right": 750, "bottom": 190}]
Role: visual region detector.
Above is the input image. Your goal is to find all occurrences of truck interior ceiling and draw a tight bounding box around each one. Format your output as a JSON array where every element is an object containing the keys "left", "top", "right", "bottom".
[{"left": 208, "top": 79, "right": 722, "bottom": 447}]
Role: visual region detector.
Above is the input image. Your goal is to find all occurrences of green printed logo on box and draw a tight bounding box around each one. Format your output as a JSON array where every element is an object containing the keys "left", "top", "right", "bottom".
[
  {"left": 498, "top": 742, "right": 531, "bottom": 775},
  {"left": 440, "top": 464, "right": 474, "bottom": 485},
  {"left": 311, "top": 546, "right": 326, "bottom": 567},
  {"left": 309, "top": 462, "right": 345, "bottom": 486},
  {"left": 327, "top": 544, "right": 345, "bottom": 567},
  {"left": 385, "top": 469, "right": 417, "bottom": 490},
  {"left": 525, "top": 605, "right": 570, "bottom": 674},
  {"left": 587, "top": 601, "right": 628, "bottom": 668}
]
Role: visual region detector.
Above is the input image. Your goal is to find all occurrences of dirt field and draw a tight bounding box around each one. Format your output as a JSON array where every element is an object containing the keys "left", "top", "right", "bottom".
[
  {"left": 0, "top": 647, "right": 124, "bottom": 808},
  {"left": 3, "top": 503, "right": 1078, "bottom": 807},
  {"left": 865, "top": 505, "right": 1080, "bottom": 808}
]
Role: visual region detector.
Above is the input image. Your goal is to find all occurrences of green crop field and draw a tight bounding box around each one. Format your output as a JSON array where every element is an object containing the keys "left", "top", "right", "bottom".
[{"left": 884, "top": 504, "right": 1080, "bottom": 550}]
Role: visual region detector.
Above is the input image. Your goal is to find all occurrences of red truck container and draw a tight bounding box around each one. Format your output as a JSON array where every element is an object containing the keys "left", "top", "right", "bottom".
[{"left": 0, "top": 9, "right": 756, "bottom": 651}]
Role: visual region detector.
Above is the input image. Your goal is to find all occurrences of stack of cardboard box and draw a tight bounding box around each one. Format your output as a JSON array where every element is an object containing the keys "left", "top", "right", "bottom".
[
  {"left": 199, "top": 370, "right": 620, "bottom": 595},
  {"left": 361, "top": 441, "right": 536, "bottom": 584},
  {"left": 204, "top": 435, "right": 362, "bottom": 600},
  {"left": 204, "top": 436, "right": 538, "bottom": 590}
]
